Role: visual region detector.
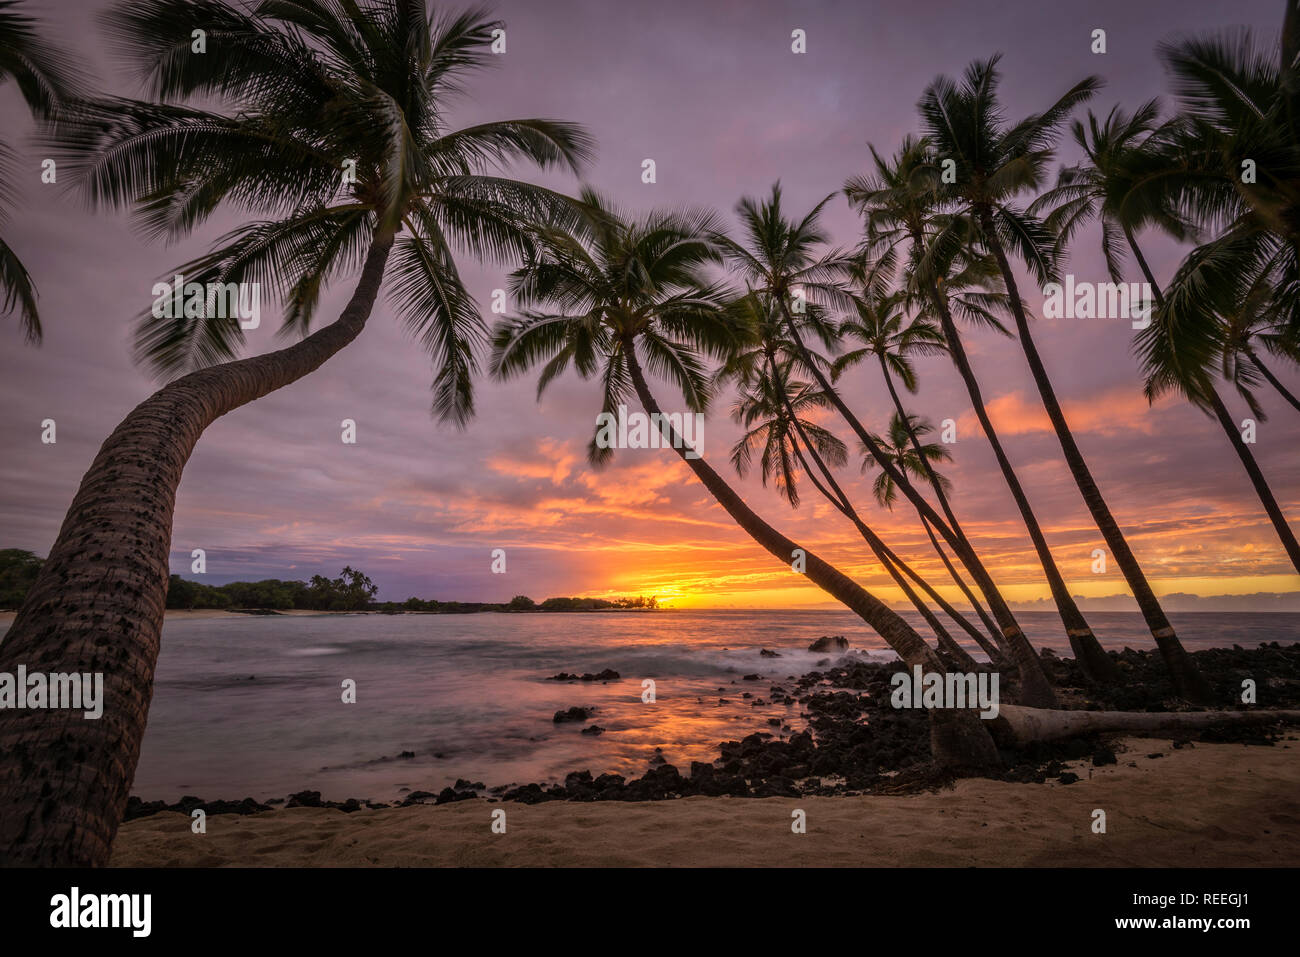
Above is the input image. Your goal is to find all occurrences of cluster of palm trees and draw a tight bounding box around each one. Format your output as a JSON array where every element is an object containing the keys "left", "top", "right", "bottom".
[{"left": 1, "top": 0, "right": 1297, "bottom": 866}]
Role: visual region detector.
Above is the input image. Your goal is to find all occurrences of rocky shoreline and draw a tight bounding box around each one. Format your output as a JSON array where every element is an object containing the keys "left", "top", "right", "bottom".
[{"left": 123, "top": 642, "right": 1300, "bottom": 822}]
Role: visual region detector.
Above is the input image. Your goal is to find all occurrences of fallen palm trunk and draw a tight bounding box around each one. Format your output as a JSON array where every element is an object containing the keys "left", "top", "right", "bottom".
[{"left": 991, "top": 705, "right": 1300, "bottom": 747}]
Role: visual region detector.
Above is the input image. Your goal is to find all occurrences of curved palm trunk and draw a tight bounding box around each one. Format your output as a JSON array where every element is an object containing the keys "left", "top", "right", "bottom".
[
  {"left": 622, "top": 340, "right": 1001, "bottom": 769},
  {"left": 933, "top": 215, "right": 1117, "bottom": 685},
  {"left": 783, "top": 424, "right": 982, "bottom": 672},
  {"left": 981, "top": 214, "right": 1202, "bottom": 691},
  {"left": 778, "top": 302, "right": 1059, "bottom": 707},
  {"left": 766, "top": 353, "right": 996, "bottom": 668},
  {"left": 0, "top": 234, "right": 396, "bottom": 866},
  {"left": 927, "top": 288, "right": 1109, "bottom": 680},
  {"left": 918, "top": 517, "right": 1009, "bottom": 665},
  {"left": 1246, "top": 350, "right": 1300, "bottom": 414},
  {"left": 875, "top": 539, "right": 994, "bottom": 669},
  {"left": 878, "top": 355, "right": 1010, "bottom": 650},
  {"left": 877, "top": 544, "right": 980, "bottom": 672},
  {"left": 1138, "top": 242, "right": 1300, "bottom": 575},
  {"left": 1206, "top": 384, "right": 1300, "bottom": 572}
]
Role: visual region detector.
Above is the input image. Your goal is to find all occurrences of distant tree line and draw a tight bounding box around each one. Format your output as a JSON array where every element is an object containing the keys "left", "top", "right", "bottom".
[
  {"left": 165, "top": 566, "right": 379, "bottom": 611},
  {"left": 2, "top": 549, "right": 659, "bottom": 613},
  {"left": 376, "top": 594, "right": 658, "bottom": 613},
  {"left": 0, "top": 550, "right": 43, "bottom": 609}
]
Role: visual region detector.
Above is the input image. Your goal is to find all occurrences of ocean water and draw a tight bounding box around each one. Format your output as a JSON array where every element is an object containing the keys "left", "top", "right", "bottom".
[{"left": 3, "top": 609, "right": 1298, "bottom": 801}]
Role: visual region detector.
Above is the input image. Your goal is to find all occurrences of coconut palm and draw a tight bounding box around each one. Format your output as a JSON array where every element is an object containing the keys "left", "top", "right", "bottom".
[
  {"left": 0, "top": 0, "right": 84, "bottom": 341},
  {"left": 716, "top": 183, "right": 1058, "bottom": 706},
  {"left": 918, "top": 57, "right": 1222, "bottom": 696},
  {"left": 833, "top": 291, "right": 1005, "bottom": 648},
  {"left": 1031, "top": 102, "right": 1194, "bottom": 288},
  {"left": 0, "top": 0, "right": 594, "bottom": 866},
  {"left": 1151, "top": 5, "right": 1300, "bottom": 342},
  {"left": 491, "top": 191, "right": 1001, "bottom": 768},
  {"left": 730, "top": 358, "right": 984, "bottom": 671},
  {"left": 862, "top": 412, "right": 951, "bottom": 506},
  {"left": 1137, "top": 254, "right": 1300, "bottom": 574},
  {"left": 1131, "top": 10, "right": 1300, "bottom": 573},
  {"left": 1221, "top": 277, "right": 1300, "bottom": 414}
]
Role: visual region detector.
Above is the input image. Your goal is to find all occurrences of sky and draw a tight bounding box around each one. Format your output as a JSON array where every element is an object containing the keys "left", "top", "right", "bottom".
[{"left": 1, "top": 0, "right": 1298, "bottom": 612}]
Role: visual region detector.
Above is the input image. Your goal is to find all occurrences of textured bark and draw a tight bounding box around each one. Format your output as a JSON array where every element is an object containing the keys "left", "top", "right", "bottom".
[
  {"left": 992, "top": 705, "right": 1300, "bottom": 746},
  {"left": 0, "top": 234, "right": 396, "bottom": 866},
  {"left": 1206, "top": 384, "right": 1300, "bottom": 573},
  {"left": 779, "top": 302, "right": 1059, "bottom": 708},
  {"left": 877, "top": 353, "right": 1010, "bottom": 653},
  {"left": 624, "top": 341, "right": 1002, "bottom": 769}
]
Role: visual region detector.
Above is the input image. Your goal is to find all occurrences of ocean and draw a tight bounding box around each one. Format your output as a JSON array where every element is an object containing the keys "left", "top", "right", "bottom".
[{"left": 4, "top": 609, "right": 1298, "bottom": 801}]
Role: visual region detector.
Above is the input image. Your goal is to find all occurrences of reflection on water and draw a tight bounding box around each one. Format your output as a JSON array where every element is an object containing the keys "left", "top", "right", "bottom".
[{"left": 6, "top": 609, "right": 1294, "bottom": 801}]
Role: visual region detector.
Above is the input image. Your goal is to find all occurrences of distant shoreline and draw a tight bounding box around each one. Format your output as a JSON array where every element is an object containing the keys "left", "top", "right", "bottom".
[
  {"left": 0, "top": 606, "right": 666, "bottom": 624},
  {"left": 4, "top": 606, "right": 1300, "bottom": 625}
]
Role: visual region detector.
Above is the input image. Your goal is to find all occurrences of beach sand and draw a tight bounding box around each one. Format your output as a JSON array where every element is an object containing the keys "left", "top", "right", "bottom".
[{"left": 110, "top": 733, "right": 1300, "bottom": 867}]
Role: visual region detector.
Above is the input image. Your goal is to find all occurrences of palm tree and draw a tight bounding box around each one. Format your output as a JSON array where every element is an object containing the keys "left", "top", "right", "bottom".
[
  {"left": 1031, "top": 102, "right": 1194, "bottom": 290},
  {"left": 918, "top": 58, "right": 1220, "bottom": 696},
  {"left": 834, "top": 291, "right": 1006, "bottom": 649},
  {"left": 1137, "top": 252, "right": 1300, "bottom": 574},
  {"left": 1131, "top": 8, "right": 1300, "bottom": 573},
  {"left": 0, "top": 0, "right": 593, "bottom": 867},
  {"left": 862, "top": 412, "right": 950, "bottom": 506},
  {"left": 730, "top": 358, "right": 984, "bottom": 671},
  {"left": 716, "top": 183, "right": 1059, "bottom": 707},
  {"left": 0, "top": 0, "right": 84, "bottom": 341},
  {"left": 1221, "top": 277, "right": 1300, "bottom": 414},
  {"left": 491, "top": 191, "right": 1002, "bottom": 769}
]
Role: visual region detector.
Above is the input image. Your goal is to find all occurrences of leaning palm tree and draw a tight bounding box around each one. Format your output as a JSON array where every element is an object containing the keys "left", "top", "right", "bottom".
[
  {"left": 1137, "top": 252, "right": 1300, "bottom": 574},
  {"left": 730, "top": 359, "right": 983, "bottom": 671},
  {"left": 834, "top": 291, "right": 1005, "bottom": 649},
  {"left": 1130, "top": 7, "right": 1300, "bottom": 573},
  {"left": 715, "top": 183, "right": 1058, "bottom": 707},
  {"left": 862, "top": 412, "right": 951, "bottom": 508},
  {"left": 1031, "top": 101, "right": 1194, "bottom": 289},
  {"left": 919, "top": 57, "right": 1221, "bottom": 697},
  {"left": 491, "top": 191, "right": 1002, "bottom": 768},
  {"left": 0, "top": 0, "right": 593, "bottom": 867},
  {"left": 1221, "top": 277, "right": 1300, "bottom": 414},
  {"left": 0, "top": 0, "right": 84, "bottom": 341}
]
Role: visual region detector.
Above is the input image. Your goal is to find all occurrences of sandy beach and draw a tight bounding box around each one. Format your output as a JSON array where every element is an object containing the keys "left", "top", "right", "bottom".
[{"left": 110, "top": 733, "right": 1300, "bottom": 867}]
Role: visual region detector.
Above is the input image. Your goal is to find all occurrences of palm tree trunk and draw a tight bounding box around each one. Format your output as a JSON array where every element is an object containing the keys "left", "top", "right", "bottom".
[
  {"left": 1205, "top": 384, "right": 1300, "bottom": 572},
  {"left": 622, "top": 339, "right": 1002, "bottom": 769},
  {"left": 782, "top": 420, "right": 982, "bottom": 672},
  {"left": 919, "top": 517, "right": 1010, "bottom": 665},
  {"left": 777, "top": 300, "right": 1059, "bottom": 708},
  {"left": 982, "top": 213, "right": 1206, "bottom": 692},
  {"left": 878, "top": 355, "right": 1012, "bottom": 650},
  {"left": 922, "top": 286, "right": 1110, "bottom": 685},
  {"left": 1137, "top": 234, "right": 1300, "bottom": 575},
  {"left": 766, "top": 353, "right": 997, "bottom": 668},
  {"left": 0, "top": 233, "right": 396, "bottom": 866},
  {"left": 1247, "top": 350, "right": 1300, "bottom": 413}
]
